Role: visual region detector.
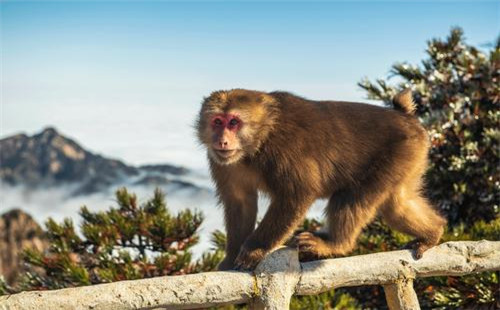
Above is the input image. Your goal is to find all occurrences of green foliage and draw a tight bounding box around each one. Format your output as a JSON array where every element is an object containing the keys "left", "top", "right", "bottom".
[
  {"left": 417, "top": 271, "right": 499, "bottom": 309},
  {"left": 291, "top": 290, "right": 361, "bottom": 310},
  {"left": 416, "top": 218, "right": 499, "bottom": 309},
  {"left": 359, "top": 27, "right": 499, "bottom": 225},
  {"left": 194, "top": 230, "right": 226, "bottom": 272},
  {"left": 19, "top": 188, "right": 206, "bottom": 291},
  {"left": 0, "top": 277, "right": 13, "bottom": 296}
]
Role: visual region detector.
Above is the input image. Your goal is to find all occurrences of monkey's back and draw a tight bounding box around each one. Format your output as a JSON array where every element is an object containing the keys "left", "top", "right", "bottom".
[{"left": 260, "top": 91, "right": 429, "bottom": 196}]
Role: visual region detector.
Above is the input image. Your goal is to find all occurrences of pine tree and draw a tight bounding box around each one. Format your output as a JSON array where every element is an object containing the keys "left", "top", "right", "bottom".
[
  {"left": 292, "top": 28, "right": 500, "bottom": 309},
  {"left": 355, "top": 27, "right": 499, "bottom": 309},
  {"left": 19, "top": 188, "right": 219, "bottom": 290},
  {"left": 359, "top": 27, "right": 499, "bottom": 225}
]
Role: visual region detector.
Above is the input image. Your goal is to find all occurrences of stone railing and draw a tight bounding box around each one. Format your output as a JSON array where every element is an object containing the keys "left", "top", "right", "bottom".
[{"left": 1, "top": 240, "right": 499, "bottom": 310}]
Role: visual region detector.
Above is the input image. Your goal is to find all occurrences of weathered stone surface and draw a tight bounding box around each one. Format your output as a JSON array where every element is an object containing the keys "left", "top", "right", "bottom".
[
  {"left": 296, "top": 240, "right": 500, "bottom": 295},
  {"left": 384, "top": 280, "right": 420, "bottom": 310},
  {"left": 0, "top": 272, "right": 255, "bottom": 310},
  {"left": 249, "top": 247, "right": 301, "bottom": 310},
  {"left": 0, "top": 209, "right": 47, "bottom": 285}
]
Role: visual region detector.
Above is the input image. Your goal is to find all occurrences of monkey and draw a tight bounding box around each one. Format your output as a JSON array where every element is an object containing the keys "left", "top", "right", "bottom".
[{"left": 196, "top": 88, "right": 446, "bottom": 270}]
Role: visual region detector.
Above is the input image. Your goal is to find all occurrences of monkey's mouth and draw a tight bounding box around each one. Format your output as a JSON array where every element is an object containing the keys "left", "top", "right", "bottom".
[{"left": 214, "top": 149, "right": 239, "bottom": 159}]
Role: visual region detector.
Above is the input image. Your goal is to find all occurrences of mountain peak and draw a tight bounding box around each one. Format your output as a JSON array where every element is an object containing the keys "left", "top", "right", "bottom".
[
  {"left": 0, "top": 126, "right": 197, "bottom": 196},
  {"left": 42, "top": 126, "right": 58, "bottom": 134},
  {"left": 36, "top": 126, "right": 59, "bottom": 140},
  {"left": 0, "top": 126, "right": 138, "bottom": 192}
]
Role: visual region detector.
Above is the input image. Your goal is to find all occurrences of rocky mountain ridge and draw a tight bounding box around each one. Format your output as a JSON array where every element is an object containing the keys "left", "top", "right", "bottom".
[{"left": 0, "top": 127, "right": 199, "bottom": 195}]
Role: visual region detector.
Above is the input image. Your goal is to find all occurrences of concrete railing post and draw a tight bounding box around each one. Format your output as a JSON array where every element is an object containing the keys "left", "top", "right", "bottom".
[
  {"left": 383, "top": 256, "right": 420, "bottom": 310},
  {"left": 248, "top": 247, "right": 301, "bottom": 310},
  {"left": 384, "top": 279, "right": 420, "bottom": 310}
]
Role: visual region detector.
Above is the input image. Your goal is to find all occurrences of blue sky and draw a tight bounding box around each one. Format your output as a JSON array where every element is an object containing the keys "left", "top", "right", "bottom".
[{"left": 1, "top": 1, "right": 499, "bottom": 169}]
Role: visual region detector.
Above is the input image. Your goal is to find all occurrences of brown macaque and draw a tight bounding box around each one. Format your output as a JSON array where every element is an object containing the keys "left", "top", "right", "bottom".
[{"left": 196, "top": 89, "right": 446, "bottom": 270}]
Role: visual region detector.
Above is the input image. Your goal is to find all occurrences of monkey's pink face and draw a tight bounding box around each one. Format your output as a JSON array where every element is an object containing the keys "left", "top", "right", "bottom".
[{"left": 208, "top": 113, "right": 245, "bottom": 164}]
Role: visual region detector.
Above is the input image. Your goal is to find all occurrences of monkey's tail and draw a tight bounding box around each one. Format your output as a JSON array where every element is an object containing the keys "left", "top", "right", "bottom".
[{"left": 392, "top": 89, "right": 416, "bottom": 115}]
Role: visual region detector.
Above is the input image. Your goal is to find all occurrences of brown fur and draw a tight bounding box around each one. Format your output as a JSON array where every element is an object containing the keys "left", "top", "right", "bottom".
[
  {"left": 196, "top": 89, "right": 446, "bottom": 270},
  {"left": 393, "top": 88, "right": 416, "bottom": 115}
]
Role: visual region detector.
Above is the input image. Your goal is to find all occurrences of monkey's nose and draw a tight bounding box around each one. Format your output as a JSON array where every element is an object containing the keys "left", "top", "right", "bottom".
[{"left": 219, "top": 141, "right": 228, "bottom": 148}]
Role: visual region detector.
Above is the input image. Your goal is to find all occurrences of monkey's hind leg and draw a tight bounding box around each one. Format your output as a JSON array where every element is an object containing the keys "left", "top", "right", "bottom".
[
  {"left": 380, "top": 188, "right": 446, "bottom": 259},
  {"left": 295, "top": 190, "right": 385, "bottom": 259}
]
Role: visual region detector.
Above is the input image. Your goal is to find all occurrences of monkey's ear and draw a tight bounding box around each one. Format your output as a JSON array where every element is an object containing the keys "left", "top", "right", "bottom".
[{"left": 257, "top": 93, "right": 277, "bottom": 105}]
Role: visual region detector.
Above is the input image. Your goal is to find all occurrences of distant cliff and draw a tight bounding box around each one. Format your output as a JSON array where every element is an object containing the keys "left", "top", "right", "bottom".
[
  {"left": 0, "top": 209, "right": 47, "bottom": 285},
  {"left": 0, "top": 127, "right": 199, "bottom": 195},
  {"left": 0, "top": 127, "right": 138, "bottom": 192}
]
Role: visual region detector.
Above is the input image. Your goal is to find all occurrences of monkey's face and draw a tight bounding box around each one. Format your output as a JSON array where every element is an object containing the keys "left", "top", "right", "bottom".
[
  {"left": 207, "top": 112, "right": 245, "bottom": 165},
  {"left": 197, "top": 89, "right": 279, "bottom": 166}
]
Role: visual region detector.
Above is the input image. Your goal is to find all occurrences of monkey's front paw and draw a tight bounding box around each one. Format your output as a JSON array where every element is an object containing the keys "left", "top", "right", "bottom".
[
  {"left": 234, "top": 247, "right": 266, "bottom": 270},
  {"left": 295, "top": 232, "right": 320, "bottom": 253}
]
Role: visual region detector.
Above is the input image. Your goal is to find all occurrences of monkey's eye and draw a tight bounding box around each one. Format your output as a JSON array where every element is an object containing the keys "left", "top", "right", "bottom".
[
  {"left": 229, "top": 119, "right": 239, "bottom": 126},
  {"left": 214, "top": 118, "right": 223, "bottom": 126}
]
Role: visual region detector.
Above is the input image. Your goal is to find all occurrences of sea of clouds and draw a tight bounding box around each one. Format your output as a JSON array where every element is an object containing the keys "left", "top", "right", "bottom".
[{"left": 0, "top": 172, "right": 327, "bottom": 258}]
